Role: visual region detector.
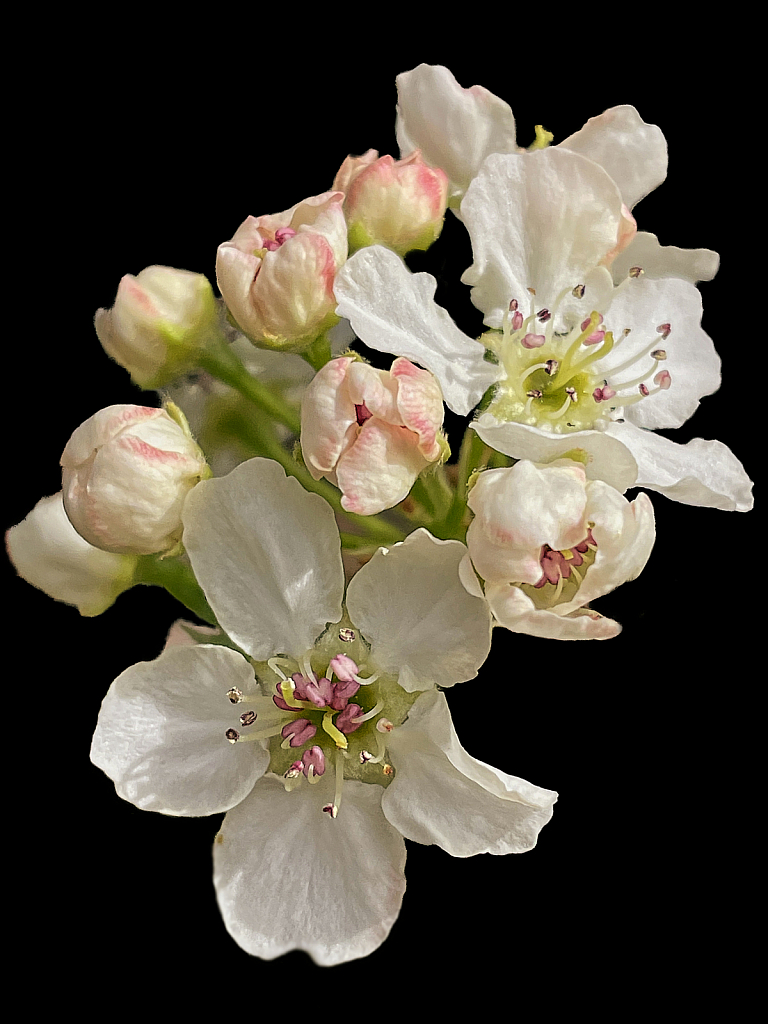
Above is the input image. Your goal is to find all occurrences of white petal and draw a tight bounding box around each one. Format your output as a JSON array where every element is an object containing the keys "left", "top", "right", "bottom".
[
  {"left": 346, "top": 528, "right": 492, "bottom": 691},
  {"left": 336, "top": 419, "right": 428, "bottom": 515},
  {"left": 605, "top": 420, "right": 754, "bottom": 511},
  {"left": 334, "top": 246, "right": 501, "bottom": 415},
  {"left": 598, "top": 276, "right": 720, "bottom": 430},
  {"left": 486, "top": 582, "right": 622, "bottom": 640},
  {"left": 472, "top": 415, "right": 639, "bottom": 493},
  {"left": 213, "top": 774, "right": 406, "bottom": 965},
  {"left": 555, "top": 487, "right": 655, "bottom": 615},
  {"left": 90, "top": 645, "right": 267, "bottom": 815},
  {"left": 460, "top": 148, "right": 623, "bottom": 330},
  {"left": 395, "top": 64, "right": 517, "bottom": 197},
  {"left": 559, "top": 105, "right": 668, "bottom": 210},
  {"left": 182, "top": 458, "right": 345, "bottom": 661},
  {"left": 610, "top": 231, "right": 719, "bottom": 285},
  {"left": 5, "top": 493, "right": 137, "bottom": 616},
  {"left": 383, "top": 690, "right": 556, "bottom": 856},
  {"left": 300, "top": 356, "right": 357, "bottom": 478}
]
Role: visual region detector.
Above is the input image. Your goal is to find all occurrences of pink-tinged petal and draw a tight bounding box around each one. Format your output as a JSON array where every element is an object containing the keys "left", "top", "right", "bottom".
[
  {"left": 61, "top": 405, "right": 164, "bottom": 467},
  {"left": 334, "top": 246, "right": 501, "bottom": 416},
  {"left": 395, "top": 64, "right": 517, "bottom": 198},
  {"left": 604, "top": 420, "right": 754, "bottom": 512},
  {"left": 391, "top": 357, "right": 444, "bottom": 460},
  {"left": 383, "top": 690, "right": 556, "bottom": 856},
  {"left": 300, "top": 357, "right": 358, "bottom": 479},
  {"left": 559, "top": 105, "right": 668, "bottom": 210},
  {"left": 345, "top": 361, "right": 402, "bottom": 425},
  {"left": 333, "top": 149, "right": 379, "bottom": 194},
  {"left": 601, "top": 204, "right": 638, "bottom": 266},
  {"left": 486, "top": 582, "right": 622, "bottom": 640},
  {"left": 460, "top": 149, "right": 624, "bottom": 331},
  {"left": 471, "top": 415, "right": 639, "bottom": 494},
  {"left": 336, "top": 420, "right": 428, "bottom": 515},
  {"left": 289, "top": 191, "right": 348, "bottom": 267},
  {"left": 215, "top": 242, "right": 264, "bottom": 338},
  {"left": 254, "top": 232, "right": 338, "bottom": 342},
  {"left": 610, "top": 231, "right": 720, "bottom": 285}
]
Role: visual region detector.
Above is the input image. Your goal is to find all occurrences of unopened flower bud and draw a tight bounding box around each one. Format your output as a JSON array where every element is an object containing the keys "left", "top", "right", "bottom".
[
  {"left": 95, "top": 266, "right": 219, "bottom": 388},
  {"left": 61, "top": 404, "right": 209, "bottom": 555},
  {"left": 301, "top": 356, "right": 445, "bottom": 515},
  {"left": 6, "top": 493, "right": 137, "bottom": 615},
  {"left": 216, "top": 192, "right": 348, "bottom": 353},
  {"left": 333, "top": 149, "right": 449, "bottom": 257}
]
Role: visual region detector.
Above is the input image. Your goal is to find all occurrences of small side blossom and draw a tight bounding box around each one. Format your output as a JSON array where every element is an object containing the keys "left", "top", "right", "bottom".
[
  {"left": 301, "top": 355, "right": 446, "bottom": 515},
  {"left": 463, "top": 459, "right": 655, "bottom": 640},
  {"left": 95, "top": 265, "right": 219, "bottom": 388},
  {"left": 90, "top": 458, "right": 553, "bottom": 964},
  {"left": 333, "top": 149, "right": 449, "bottom": 257},
  {"left": 61, "top": 403, "right": 209, "bottom": 556},
  {"left": 5, "top": 493, "right": 137, "bottom": 616},
  {"left": 216, "top": 192, "right": 348, "bottom": 353}
]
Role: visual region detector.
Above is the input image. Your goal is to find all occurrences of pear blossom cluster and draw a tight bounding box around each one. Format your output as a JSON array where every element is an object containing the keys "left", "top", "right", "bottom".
[{"left": 6, "top": 64, "right": 753, "bottom": 965}]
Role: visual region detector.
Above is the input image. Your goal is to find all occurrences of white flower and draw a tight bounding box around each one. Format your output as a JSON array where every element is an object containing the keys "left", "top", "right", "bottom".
[
  {"left": 334, "top": 147, "right": 753, "bottom": 512},
  {"left": 463, "top": 460, "right": 655, "bottom": 640},
  {"left": 5, "top": 492, "right": 137, "bottom": 616},
  {"left": 301, "top": 355, "right": 445, "bottom": 514},
  {"left": 90, "top": 457, "right": 555, "bottom": 965},
  {"left": 95, "top": 265, "right": 219, "bottom": 388},
  {"left": 61, "top": 404, "right": 209, "bottom": 555},
  {"left": 216, "top": 192, "right": 348, "bottom": 352}
]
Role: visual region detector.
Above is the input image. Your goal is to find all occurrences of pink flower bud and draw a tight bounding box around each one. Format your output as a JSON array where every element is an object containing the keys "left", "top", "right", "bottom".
[
  {"left": 95, "top": 266, "right": 219, "bottom": 388},
  {"left": 301, "top": 356, "right": 446, "bottom": 515},
  {"left": 215, "top": 192, "right": 348, "bottom": 353},
  {"left": 333, "top": 149, "right": 448, "bottom": 257},
  {"left": 60, "top": 404, "right": 209, "bottom": 555}
]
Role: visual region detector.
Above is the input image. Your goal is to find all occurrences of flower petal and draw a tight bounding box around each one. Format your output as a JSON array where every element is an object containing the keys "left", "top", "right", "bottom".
[
  {"left": 90, "top": 645, "right": 267, "bottom": 815},
  {"left": 334, "top": 245, "right": 501, "bottom": 415},
  {"left": 486, "top": 582, "right": 622, "bottom": 640},
  {"left": 182, "top": 458, "right": 345, "bottom": 660},
  {"left": 604, "top": 420, "right": 754, "bottom": 511},
  {"left": 610, "top": 231, "right": 719, "bottom": 285},
  {"left": 335, "top": 419, "right": 427, "bottom": 515},
  {"left": 213, "top": 773, "right": 406, "bottom": 965},
  {"left": 346, "top": 528, "right": 492, "bottom": 691},
  {"left": 460, "top": 148, "right": 624, "bottom": 330},
  {"left": 471, "top": 415, "right": 639, "bottom": 494},
  {"left": 598, "top": 276, "right": 720, "bottom": 430},
  {"left": 395, "top": 64, "right": 517, "bottom": 198},
  {"left": 5, "top": 492, "right": 137, "bottom": 616},
  {"left": 391, "top": 356, "right": 444, "bottom": 460},
  {"left": 300, "top": 356, "right": 358, "bottom": 479},
  {"left": 383, "top": 690, "right": 556, "bottom": 856},
  {"left": 559, "top": 105, "right": 667, "bottom": 210}
]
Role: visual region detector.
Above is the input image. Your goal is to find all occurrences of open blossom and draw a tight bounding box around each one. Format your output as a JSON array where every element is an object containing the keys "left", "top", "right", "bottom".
[
  {"left": 301, "top": 355, "right": 446, "bottom": 514},
  {"left": 61, "top": 404, "right": 209, "bottom": 555},
  {"left": 6, "top": 492, "right": 137, "bottom": 616},
  {"left": 334, "top": 146, "right": 753, "bottom": 512},
  {"left": 90, "top": 457, "right": 555, "bottom": 965},
  {"left": 333, "top": 149, "right": 448, "bottom": 256},
  {"left": 95, "top": 265, "right": 219, "bottom": 388},
  {"left": 216, "top": 192, "right": 348, "bottom": 353},
  {"left": 463, "top": 459, "right": 655, "bottom": 640}
]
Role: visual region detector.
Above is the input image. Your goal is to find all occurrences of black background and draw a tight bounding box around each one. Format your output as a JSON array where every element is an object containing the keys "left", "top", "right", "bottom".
[{"left": 6, "top": 39, "right": 756, "bottom": 1013}]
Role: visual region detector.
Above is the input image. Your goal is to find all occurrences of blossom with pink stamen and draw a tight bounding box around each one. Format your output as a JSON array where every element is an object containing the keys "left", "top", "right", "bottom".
[
  {"left": 301, "top": 355, "right": 447, "bottom": 515},
  {"left": 216, "top": 191, "right": 348, "bottom": 353}
]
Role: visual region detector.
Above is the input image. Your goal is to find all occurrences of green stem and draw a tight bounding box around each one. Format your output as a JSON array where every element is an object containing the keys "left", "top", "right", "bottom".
[
  {"left": 199, "top": 340, "right": 301, "bottom": 436},
  {"left": 439, "top": 427, "right": 490, "bottom": 539},
  {"left": 301, "top": 333, "right": 332, "bottom": 372},
  {"left": 135, "top": 555, "right": 217, "bottom": 625}
]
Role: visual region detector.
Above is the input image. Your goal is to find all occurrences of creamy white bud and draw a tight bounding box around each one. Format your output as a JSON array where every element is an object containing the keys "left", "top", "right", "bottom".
[
  {"left": 95, "top": 266, "right": 219, "bottom": 387},
  {"left": 6, "top": 493, "right": 137, "bottom": 615},
  {"left": 61, "top": 404, "right": 209, "bottom": 555}
]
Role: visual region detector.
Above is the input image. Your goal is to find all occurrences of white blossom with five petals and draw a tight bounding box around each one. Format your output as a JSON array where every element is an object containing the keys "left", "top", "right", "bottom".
[{"left": 90, "top": 458, "right": 555, "bottom": 965}]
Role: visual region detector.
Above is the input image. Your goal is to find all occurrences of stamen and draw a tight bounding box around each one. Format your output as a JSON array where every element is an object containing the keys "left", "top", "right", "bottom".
[
  {"left": 226, "top": 728, "right": 239, "bottom": 744},
  {"left": 521, "top": 333, "right": 546, "bottom": 349},
  {"left": 353, "top": 670, "right": 380, "bottom": 686},
  {"left": 572, "top": 284, "right": 586, "bottom": 298},
  {"left": 338, "top": 628, "right": 356, "bottom": 642},
  {"left": 226, "top": 688, "right": 243, "bottom": 704},
  {"left": 351, "top": 701, "right": 385, "bottom": 724},
  {"left": 323, "top": 748, "right": 346, "bottom": 818},
  {"left": 651, "top": 349, "right": 667, "bottom": 360},
  {"left": 299, "top": 654, "right": 317, "bottom": 685},
  {"left": 544, "top": 359, "right": 559, "bottom": 375},
  {"left": 537, "top": 308, "right": 551, "bottom": 322},
  {"left": 376, "top": 718, "right": 394, "bottom": 733},
  {"left": 628, "top": 266, "right": 643, "bottom": 278},
  {"left": 239, "top": 710, "right": 257, "bottom": 727},
  {"left": 656, "top": 323, "right": 671, "bottom": 339}
]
